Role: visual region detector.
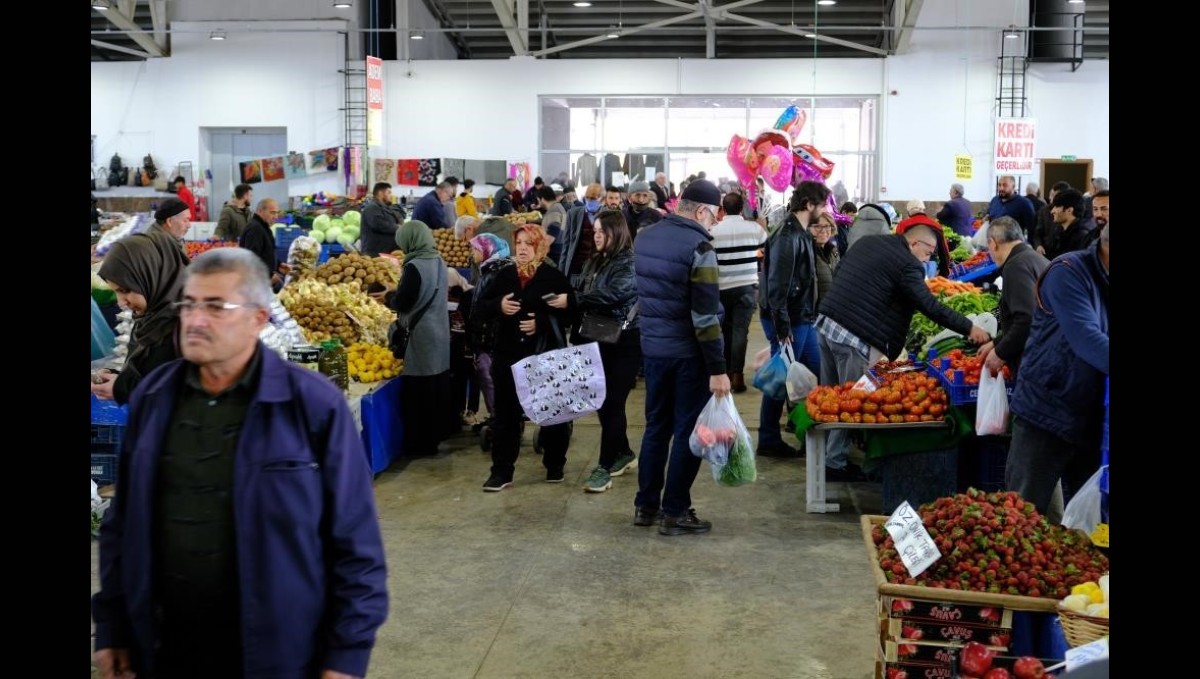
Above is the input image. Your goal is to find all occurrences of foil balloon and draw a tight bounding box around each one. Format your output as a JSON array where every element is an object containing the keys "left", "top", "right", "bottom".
[
  {"left": 726, "top": 134, "right": 757, "bottom": 188},
  {"left": 774, "top": 105, "right": 808, "bottom": 143},
  {"left": 759, "top": 145, "right": 794, "bottom": 192},
  {"left": 794, "top": 144, "right": 836, "bottom": 179}
]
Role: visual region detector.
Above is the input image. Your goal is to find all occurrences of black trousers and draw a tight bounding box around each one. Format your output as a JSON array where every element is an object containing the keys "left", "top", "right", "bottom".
[
  {"left": 401, "top": 371, "right": 451, "bottom": 456},
  {"left": 491, "top": 352, "right": 571, "bottom": 478},
  {"left": 596, "top": 337, "right": 642, "bottom": 469},
  {"left": 719, "top": 284, "right": 758, "bottom": 376}
]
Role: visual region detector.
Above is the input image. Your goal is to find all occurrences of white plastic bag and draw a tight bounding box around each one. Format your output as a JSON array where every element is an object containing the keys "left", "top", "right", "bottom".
[
  {"left": 975, "top": 368, "right": 1009, "bottom": 435},
  {"left": 786, "top": 360, "right": 819, "bottom": 403},
  {"left": 688, "top": 394, "right": 757, "bottom": 486},
  {"left": 1062, "top": 466, "right": 1106, "bottom": 534}
]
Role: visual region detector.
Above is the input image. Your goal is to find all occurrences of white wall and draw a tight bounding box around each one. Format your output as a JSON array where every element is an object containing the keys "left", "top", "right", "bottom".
[{"left": 91, "top": 20, "right": 348, "bottom": 197}]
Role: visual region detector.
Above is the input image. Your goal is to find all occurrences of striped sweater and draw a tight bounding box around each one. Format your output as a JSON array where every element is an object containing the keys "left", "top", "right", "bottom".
[{"left": 712, "top": 215, "right": 766, "bottom": 290}]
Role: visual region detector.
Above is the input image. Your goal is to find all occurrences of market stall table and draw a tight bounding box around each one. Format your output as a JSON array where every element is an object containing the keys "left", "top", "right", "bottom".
[
  {"left": 346, "top": 376, "right": 405, "bottom": 474},
  {"left": 804, "top": 421, "right": 948, "bottom": 514}
]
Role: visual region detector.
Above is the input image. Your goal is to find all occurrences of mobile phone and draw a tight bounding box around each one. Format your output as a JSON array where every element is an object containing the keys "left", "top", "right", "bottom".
[{"left": 541, "top": 293, "right": 558, "bottom": 302}]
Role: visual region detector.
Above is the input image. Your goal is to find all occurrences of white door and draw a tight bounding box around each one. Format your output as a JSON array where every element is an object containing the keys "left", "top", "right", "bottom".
[{"left": 204, "top": 128, "right": 288, "bottom": 219}]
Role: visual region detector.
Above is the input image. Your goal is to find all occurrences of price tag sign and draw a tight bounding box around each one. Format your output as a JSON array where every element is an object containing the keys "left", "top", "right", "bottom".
[
  {"left": 852, "top": 373, "right": 878, "bottom": 393},
  {"left": 1065, "top": 637, "right": 1108, "bottom": 671},
  {"left": 884, "top": 501, "right": 941, "bottom": 577}
]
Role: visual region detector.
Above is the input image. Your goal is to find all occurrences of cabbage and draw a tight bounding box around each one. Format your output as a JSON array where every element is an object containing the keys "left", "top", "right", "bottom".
[
  {"left": 330, "top": 218, "right": 345, "bottom": 232},
  {"left": 337, "top": 234, "right": 356, "bottom": 247},
  {"left": 343, "top": 225, "right": 360, "bottom": 241},
  {"left": 312, "top": 214, "right": 332, "bottom": 232},
  {"left": 310, "top": 229, "right": 325, "bottom": 244},
  {"left": 342, "top": 210, "right": 361, "bottom": 228},
  {"left": 325, "top": 226, "right": 342, "bottom": 243}
]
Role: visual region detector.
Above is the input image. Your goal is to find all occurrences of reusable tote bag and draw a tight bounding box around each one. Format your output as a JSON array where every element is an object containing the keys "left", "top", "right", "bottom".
[{"left": 511, "top": 341, "right": 607, "bottom": 426}]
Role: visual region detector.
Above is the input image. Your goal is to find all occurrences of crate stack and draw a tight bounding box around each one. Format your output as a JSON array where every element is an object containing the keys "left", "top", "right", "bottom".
[{"left": 91, "top": 395, "right": 128, "bottom": 486}]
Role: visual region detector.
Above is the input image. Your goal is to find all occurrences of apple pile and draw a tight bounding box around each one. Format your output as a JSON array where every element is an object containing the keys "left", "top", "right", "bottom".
[
  {"left": 958, "top": 642, "right": 1048, "bottom": 679},
  {"left": 871, "top": 489, "right": 1109, "bottom": 598}
]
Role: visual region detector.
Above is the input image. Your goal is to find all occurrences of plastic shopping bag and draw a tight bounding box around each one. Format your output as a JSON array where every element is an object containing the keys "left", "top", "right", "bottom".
[
  {"left": 751, "top": 346, "right": 771, "bottom": 372},
  {"left": 753, "top": 343, "right": 793, "bottom": 402},
  {"left": 786, "top": 360, "right": 819, "bottom": 403},
  {"left": 511, "top": 341, "right": 607, "bottom": 426},
  {"left": 1062, "top": 466, "right": 1106, "bottom": 534},
  {"left": 688, "top": 394, "right": 757, "bottom": 486},
  {"left": 975, "top": 368, "right": 1009, "bottom": 436}
]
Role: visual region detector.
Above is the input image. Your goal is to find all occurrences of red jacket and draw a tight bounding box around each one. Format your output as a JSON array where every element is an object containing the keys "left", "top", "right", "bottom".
[{"left": 176, "top": 185, "right": 197, "bottom": 217}]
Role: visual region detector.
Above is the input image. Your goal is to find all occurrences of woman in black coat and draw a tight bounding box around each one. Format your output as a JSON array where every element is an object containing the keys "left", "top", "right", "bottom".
[
  {"left": 573, "top": 210, "right": 641, "bottom": 493},
  {"left": 474, "top": 223, "right": 577, "bottom": 491}
]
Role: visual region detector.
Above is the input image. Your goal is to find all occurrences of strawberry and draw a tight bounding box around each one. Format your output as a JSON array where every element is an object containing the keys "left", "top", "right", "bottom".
[
  {"left": 901, "top": 626, "right": 924, "bottom": 640},
  {"left": 988, "top": 633, "right": 1011, "bottom": 648}
]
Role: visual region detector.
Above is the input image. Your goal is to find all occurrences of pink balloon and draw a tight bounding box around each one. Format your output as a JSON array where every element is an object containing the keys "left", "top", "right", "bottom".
[
  {"left": 760, "top": 146, "right": 794, "bottom": 192},
  {"left": 726, "top": 134, "right": 756, "bottom": 187}
]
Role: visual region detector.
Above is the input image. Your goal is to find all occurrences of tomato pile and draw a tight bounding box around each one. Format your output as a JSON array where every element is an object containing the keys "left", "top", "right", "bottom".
[
  {"left": 185, "top": 240, "right": 237, "bottom": 259},
  {"left": 805, "top": 372, "right": 949, "bottom": 424},
  {"left": 871, "top": 489, "right": 1109, "bottom": 599},
  {"left": 936, "top": 348, "right": 1012, "bottom": 386},
  {"left": 959, "top": 251, "right": 991, "bottom": 269}
]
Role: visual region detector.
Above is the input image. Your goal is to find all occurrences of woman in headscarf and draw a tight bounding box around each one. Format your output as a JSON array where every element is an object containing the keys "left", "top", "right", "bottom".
[
  {"left": 390, "top": 220, "right": 451, "bottom": 456},
  {"left": 91, "top": 234, "right": 187, "bottom": 405},
  {"left": 462, "top": 233, "right": 514, "bottom": 429},
  {"left": 573, "top": 210, "right": 641, "bottom": 494},
  {"left": 473, "top": 224, "right": 576, "bottom": 491}
]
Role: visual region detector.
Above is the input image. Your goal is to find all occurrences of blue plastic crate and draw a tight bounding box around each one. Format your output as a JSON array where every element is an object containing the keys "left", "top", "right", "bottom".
[
  {"left": 274, "top": 226, "right": 304, "bottom": 251},
  {"left": 91, "top": 394, "right": 128, "bottom": 426},
  {"left": 977, "top": 438, "right": 1010, "bottom": 492},
  {"left": 927, "top": 358, "right": 1014, "bottom": 406},
  {"left": 879, "top": 447, "right": 958, "bottom": 514},
  {"left": 92, "top": 453, "right": 118, "bottom": 485},
  {"left": 91, "top": 424, "right": 124, "bottom": 447},
  {"left": 318, "top": 243, "right": 346, "bottom": 263}
]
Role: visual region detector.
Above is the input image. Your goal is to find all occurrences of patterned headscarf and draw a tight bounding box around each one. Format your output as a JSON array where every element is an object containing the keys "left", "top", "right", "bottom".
[
  {"left": 513, "top": 223, "right": 549, "bottom": 289},
  {"left": 469, "top": 232, "right": 511, "bottom": 264}
]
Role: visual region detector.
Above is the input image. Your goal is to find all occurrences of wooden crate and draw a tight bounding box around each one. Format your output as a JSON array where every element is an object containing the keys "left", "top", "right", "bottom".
[{"left": 861, "top": 515, "right": 1059, "bottom": 613}]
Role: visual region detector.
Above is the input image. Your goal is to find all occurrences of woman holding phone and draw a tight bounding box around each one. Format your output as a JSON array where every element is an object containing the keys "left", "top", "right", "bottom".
[{"left": 473, "top": 224, "right": 576, "bottom": 491}]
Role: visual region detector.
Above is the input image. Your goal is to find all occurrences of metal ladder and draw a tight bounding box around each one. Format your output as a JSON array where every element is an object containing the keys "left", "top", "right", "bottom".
[{"left": 340, "top": 31, "right": 368, "bottom": 194}]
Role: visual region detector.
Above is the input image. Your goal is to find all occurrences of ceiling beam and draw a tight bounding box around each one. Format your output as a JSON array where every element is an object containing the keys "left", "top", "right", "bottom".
[
  {"left": 698, "top": 0, "right": 715, "bottom": 58},
  {"left": 531, "top": 10, "right": 703, "bottom": 58},
  {"left": 894, "top": 0, "right": 925, "bottom": 55},
  {"left": 91, "top": 38, "right": 152, "bottom": 59},
  {"left": 418, "top": 0, "right": 473, "bottom": 58},
  {"left": 489, "top": 0, "right": 528, "bottom": 55},
  {"left": 96, "top": 0, "right": 167, "bottom": 57},
  {"left": 149, "top": 0, "right": 167, "bottom": 48},
  {"left": 721, "top": 11, "right": 888, "bottom": 56}
]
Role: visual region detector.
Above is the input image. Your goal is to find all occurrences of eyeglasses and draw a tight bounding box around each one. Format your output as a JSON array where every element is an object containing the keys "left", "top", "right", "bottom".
[
  {"left": 174, "top": 300, "right": 260, "bottom": 317},
  {"left": 914, "top": 241, "right": 937, "bottom": 251},
  {"left": 809, "top": 224, "right": 834, "bottom": 232}
]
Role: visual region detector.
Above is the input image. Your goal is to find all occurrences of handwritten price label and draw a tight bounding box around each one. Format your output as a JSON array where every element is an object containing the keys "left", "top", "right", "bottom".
[
  {"left": 1065, "top": 637, "right": 1109, "bottom": 672},
  {"left": 884, "top": 501, "right": 941, "bottom": 577}
]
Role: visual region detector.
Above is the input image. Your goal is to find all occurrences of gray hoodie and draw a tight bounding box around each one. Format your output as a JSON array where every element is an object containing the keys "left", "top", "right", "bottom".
[{"left": 845, "top": 204, "right": 892, "bottom": 254}]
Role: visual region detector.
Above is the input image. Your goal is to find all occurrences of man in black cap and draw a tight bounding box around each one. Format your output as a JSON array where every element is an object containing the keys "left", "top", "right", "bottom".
[
  {"left": 632, "top": 179, "right": 729, "bottom": 536},
  {"left": 147, "top": 197, "right": 192, "bottom": 267}
]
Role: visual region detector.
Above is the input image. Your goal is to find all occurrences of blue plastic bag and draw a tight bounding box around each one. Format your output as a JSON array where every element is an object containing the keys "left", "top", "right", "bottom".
[{"left": 752, "top": 343, "right": 793, "bottom": 402}]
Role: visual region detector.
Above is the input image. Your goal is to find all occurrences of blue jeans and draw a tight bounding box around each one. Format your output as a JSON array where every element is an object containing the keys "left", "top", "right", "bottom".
[
  {"left": 636, "top": 356, "right": 711, "bottom": 517},
  {"left": 757, "top": 318, "right": 821, "bottom": 448}
]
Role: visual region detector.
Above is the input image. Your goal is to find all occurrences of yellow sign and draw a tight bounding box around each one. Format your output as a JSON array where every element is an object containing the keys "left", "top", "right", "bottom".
[
  {"left": 367, "top": 109, "right": 383, "bottom": 147},
  {"left": 955, "top": 154, "right": 973, "bottom": 180}
]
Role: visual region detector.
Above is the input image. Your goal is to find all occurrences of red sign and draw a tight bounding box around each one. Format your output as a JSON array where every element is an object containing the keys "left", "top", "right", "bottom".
[
  {"left": 993, "top": 117, "right": 1037, "bottom": 175},
  {"left": 366, "top": 56, "right": 384, "bottom": 111}
]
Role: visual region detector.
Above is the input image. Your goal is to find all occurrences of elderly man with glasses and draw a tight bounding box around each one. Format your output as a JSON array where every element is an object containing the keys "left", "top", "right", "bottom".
[
  {"left": 93, "top": 248, "right": 389, "bottom": 679},
  {"left": 814, "top": 224, "right": 992, "bottom": 481}
]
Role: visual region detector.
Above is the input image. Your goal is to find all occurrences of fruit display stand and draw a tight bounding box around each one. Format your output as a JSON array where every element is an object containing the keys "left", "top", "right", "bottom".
[
  {"left": 861, "top": 515, "right": 1063, "bottom": 678},
  {"left": 345, "top": 376, "right": 405, "bottom": 474}
]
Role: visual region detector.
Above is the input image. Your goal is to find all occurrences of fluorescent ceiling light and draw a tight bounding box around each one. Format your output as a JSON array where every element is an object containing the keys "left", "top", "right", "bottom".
[
  {"left": 333, "top": 2, "right": 353, "bottom": 9},
  {"left": 817, "top": 1, "right": 837, "bottom": 6},
  {"left": 1005, "top": 31, "right": 1020, "bottom": 39},
  {"left": 210, "top": 30, "right": 227, "bottom": 40},
  {"left": 804, "top": 33, "right": 817, "bottom": 39},
  {"left": 91, "top": 1, "right": 110, "bottom": 10},
  {"left": 1068, "top": 0, "right": 1084, "bottom": 4},
  {"left": 607, "top": 31, "right": 620, "bottom": 39},
  {"left": 573, "top": 2, "right": 593, "bottom": 7},
  {"left": 410, "top": 33, "right": 423, "bottom": 40}
]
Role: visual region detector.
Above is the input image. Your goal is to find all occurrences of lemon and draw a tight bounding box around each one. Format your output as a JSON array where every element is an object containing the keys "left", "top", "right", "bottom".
[{"left": 1071, "top": 582, "right": 1103, "bottom": 603}]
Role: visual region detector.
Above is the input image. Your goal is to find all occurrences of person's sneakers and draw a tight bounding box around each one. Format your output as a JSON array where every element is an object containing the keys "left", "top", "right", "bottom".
[
  {"left": 659, "top": 508, "right": 713, "bottom": 536},
  {"left": 462, "top": 410, "right": 479, "bottom": 427},
  {"left": 545, "top": 468, "right": 565, "bottom": 483},
  {"left": 609, "top": 453, "right": 638, "bottom": 477},
  {"left": 482, "top": 474, "right": 513, "bottom": 492},
  {"left": 583, "top": 466, "right": 612, "bottom": 493},
  {"left": 633, "top": 506, "right": 663, "bottom": 526},
  {"left": 826, "top": 462, "right": 868, "bottom": 482},
  {"left": 757, "top": 442, "right": 803, "bottom": 458}
]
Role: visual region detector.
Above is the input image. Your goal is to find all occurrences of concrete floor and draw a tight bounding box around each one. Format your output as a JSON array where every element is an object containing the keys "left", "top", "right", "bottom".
[{"left": 92, "top": 320, "right": 888, "bottom": 678}]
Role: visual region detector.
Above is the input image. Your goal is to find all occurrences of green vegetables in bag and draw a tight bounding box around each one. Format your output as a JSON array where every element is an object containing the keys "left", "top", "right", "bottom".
[{"left": 718, "top": 434, "right": 757, "bottom": 486}]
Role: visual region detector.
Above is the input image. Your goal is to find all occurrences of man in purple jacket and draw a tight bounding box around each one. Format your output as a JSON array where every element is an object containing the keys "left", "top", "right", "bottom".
[{"left": 93, "top": 248, "right": 388, "bottom": 679}]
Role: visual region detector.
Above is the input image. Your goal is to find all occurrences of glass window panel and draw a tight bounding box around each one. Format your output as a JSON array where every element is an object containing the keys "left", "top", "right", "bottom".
[
  {"left": 666, "top": 97, "right": 748, "bottom": 148},
  {"left": 601, "top": 98, "right": 666, "bottom": 153}
]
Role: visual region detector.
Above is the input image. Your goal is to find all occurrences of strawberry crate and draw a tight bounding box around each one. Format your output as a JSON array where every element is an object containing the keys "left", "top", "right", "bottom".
[
  {"left": 91, "top": 453, "right": 118, "bottom": 485},
  {"left": 926, "top": 358, "right": 1013, "bottom": 406}
]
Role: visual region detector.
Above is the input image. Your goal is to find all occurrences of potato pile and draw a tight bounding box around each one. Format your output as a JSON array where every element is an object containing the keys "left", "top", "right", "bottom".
[
  {"left": 347, "top": 342, "right": 404, "bottom": 383},
  {"left": 278, "top": 279, "right": 396, "bottom": 346},
  {"left": 503, "top": 211, "right": 543, "bottom": 227},
  {"left": 305, "top": 253, "right": 400, "bottom": 293},
  {"left": 434, "top": 229, "right": 472, "bottom": 268}
]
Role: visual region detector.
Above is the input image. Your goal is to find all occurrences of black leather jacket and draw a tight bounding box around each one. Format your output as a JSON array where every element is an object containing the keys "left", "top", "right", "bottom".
[
  {"left": 758, "top": 213, "right": 817, "bottom": 339},
  {"left": 575, "top": 248, "right": 639, "bottom": 330}
]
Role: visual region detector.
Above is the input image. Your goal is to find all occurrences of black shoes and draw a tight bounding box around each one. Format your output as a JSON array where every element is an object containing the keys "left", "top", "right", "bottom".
[
  {"left": 545, "top": 468, "right": 565, "bottom": 483},
  {"left": 825, "top": 462, "right": 868, "bottom": 482},
  {"left": 659, "top": 509, "right": 712, "bottom": 536},
  {"left": 633, "top": 507, "right": 663, "bottom": 526},
  {"left": 757, "top": 442, "right": 803, "bottom": 458},
  {"left": 482, "top": 474, "right": 513, "bottom": 492}
]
